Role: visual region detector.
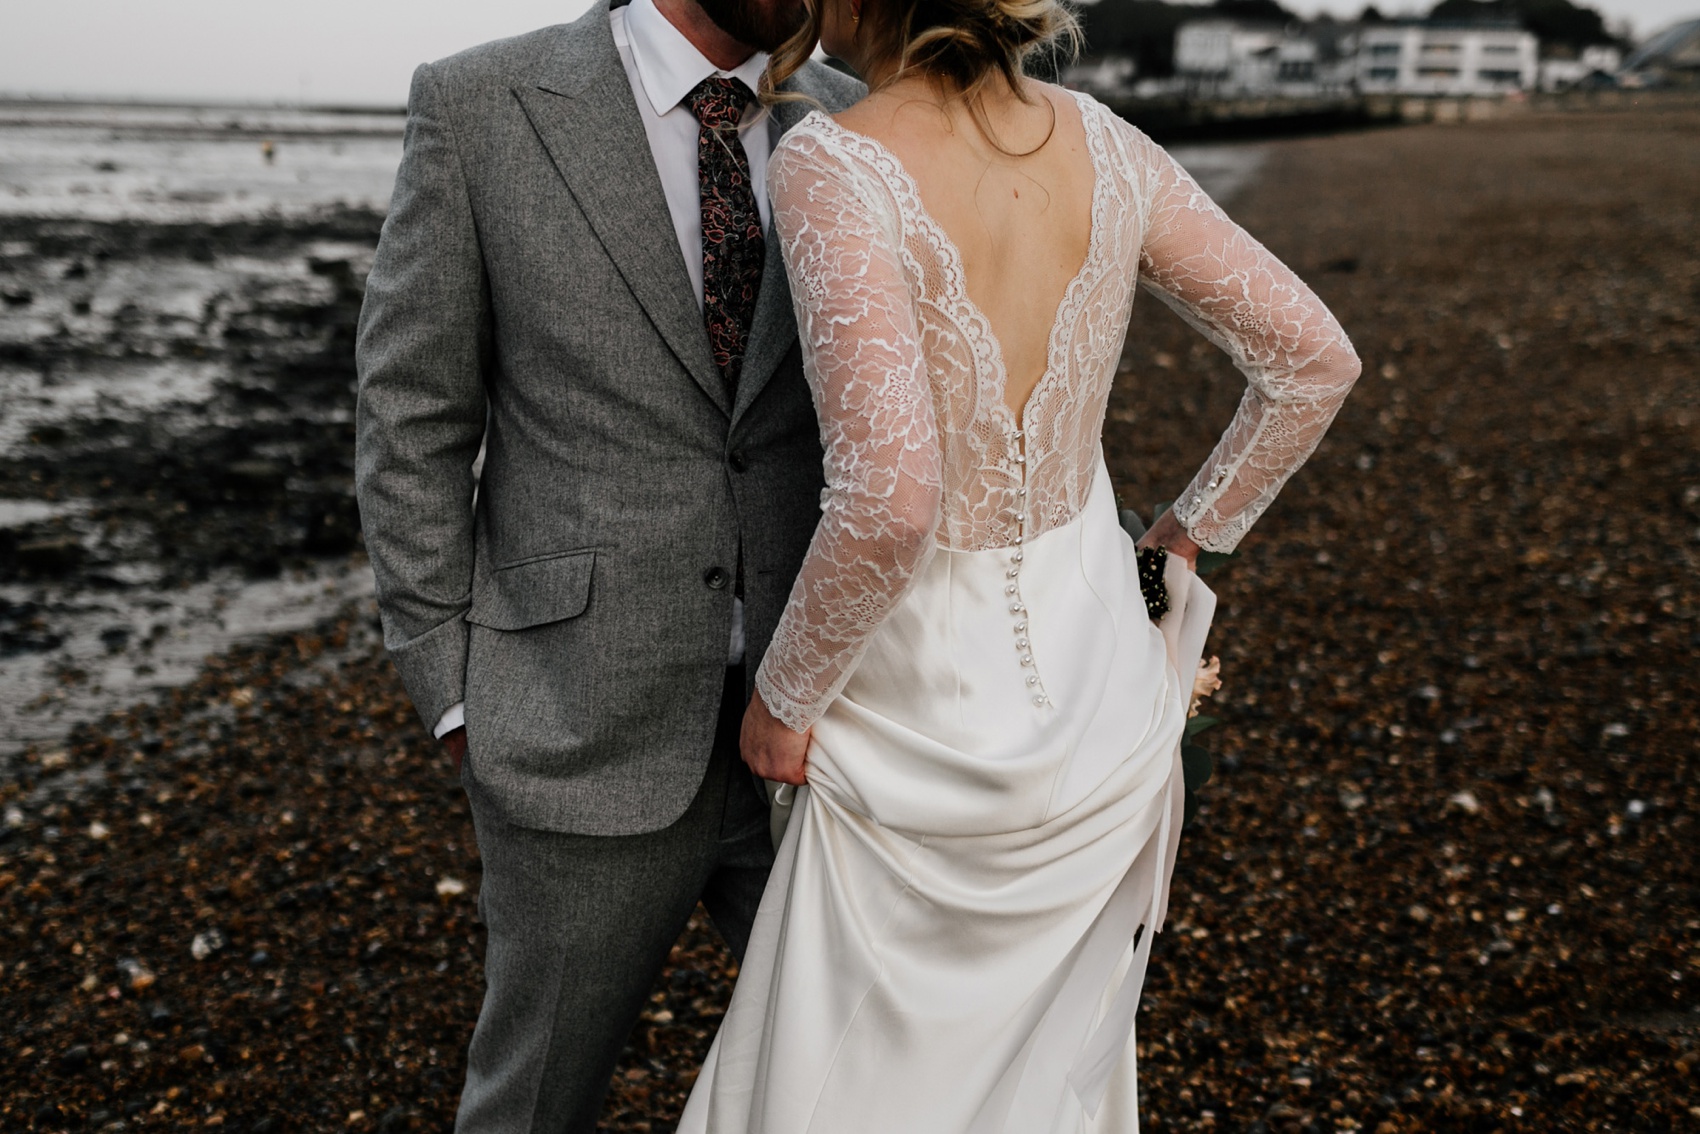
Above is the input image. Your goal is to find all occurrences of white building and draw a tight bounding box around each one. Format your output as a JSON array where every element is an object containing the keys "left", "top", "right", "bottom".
[
  {"left": 1060, "top": 55, "right": 1138, "bottom": 96},
  {"left": 1539, "top": 45, "right": 1622, "bottom": 91},
  {"left": 1175, "top": 20, "right": 1329, "bottom": 97},
  {"left": 1357, "top": 24, "right": 1538, "bottom": 96}
]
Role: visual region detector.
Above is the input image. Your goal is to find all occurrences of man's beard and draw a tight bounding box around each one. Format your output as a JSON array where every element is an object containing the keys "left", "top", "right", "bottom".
[{"left": 697, "top": 0, "right": 807, "bottom": 54}]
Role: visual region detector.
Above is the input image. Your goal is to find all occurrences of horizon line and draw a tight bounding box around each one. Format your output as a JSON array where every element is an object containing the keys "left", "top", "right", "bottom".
[{"left": 0, "top": 92, "right": 406, "bottom": 115}]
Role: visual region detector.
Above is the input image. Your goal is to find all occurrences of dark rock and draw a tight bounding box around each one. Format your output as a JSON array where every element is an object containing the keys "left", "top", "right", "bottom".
[
  {"left": 227, "top": 459, "right": 285, "bottom": 485},
  {"left": 377, "top": 1106, "right": 418, "bottom": 1133},
  {"left": 16, "top": 535, "right": 84, "bottom": 574}
]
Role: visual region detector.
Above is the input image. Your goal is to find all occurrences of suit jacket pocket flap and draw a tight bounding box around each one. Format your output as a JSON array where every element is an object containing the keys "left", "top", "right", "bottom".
[{"left": 466, "top": 550, "right": 595, "bottom": 630}]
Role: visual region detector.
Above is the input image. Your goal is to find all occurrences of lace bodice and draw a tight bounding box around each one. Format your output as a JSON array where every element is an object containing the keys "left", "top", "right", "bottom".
[{"left": 755, "top": 92, "right": 1361, "bottom": 732}]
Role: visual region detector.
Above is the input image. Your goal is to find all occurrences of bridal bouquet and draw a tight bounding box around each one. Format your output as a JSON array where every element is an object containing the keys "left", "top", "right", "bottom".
[{"left": 1121, "top": 504, "right": 1234, "bottom": 826}]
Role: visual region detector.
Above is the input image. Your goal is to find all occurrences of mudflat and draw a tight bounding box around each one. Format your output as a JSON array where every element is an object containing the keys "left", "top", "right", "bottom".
[{"left": 2, "top": 103, "right": 1696, "bottom": 1131}]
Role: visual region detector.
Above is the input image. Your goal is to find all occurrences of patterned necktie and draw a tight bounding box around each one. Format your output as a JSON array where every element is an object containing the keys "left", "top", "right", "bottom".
[{"left": 685, "top": 77, "right": 765, "bottom": 399}]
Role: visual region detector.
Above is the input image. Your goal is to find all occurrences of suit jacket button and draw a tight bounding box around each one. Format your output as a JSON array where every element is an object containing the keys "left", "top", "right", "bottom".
[
  {"left": 704, "top": 567, "right": 729, "bottom": 590},
  {"left": 728, "top": 451, "right": 747, "bottom": 473}
]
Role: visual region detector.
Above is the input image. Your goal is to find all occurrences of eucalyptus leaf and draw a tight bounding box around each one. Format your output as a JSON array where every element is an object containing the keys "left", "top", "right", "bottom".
[
  {"left": 1185, "top": 714, "right": 1221, "bottom": 738},
  {"left": 1118, "top": 508, "right": 1148, "bottom": 541},
  {"left": 1154, "top": 500, "right": 1174, "bottom": 521},
  {"left": 1180, "top": 740, "right": 1213, "bottom": 826},
  {"left": 1196, "top": 549, "right": 1240, "bottom": 578},
  {"left": 1181, "top": 742, "right": 1214, "bottom": 792}
]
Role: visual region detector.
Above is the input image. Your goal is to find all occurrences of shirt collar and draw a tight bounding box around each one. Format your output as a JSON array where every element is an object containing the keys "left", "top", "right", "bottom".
[{"left": 624, "top": 0, "right": 770, "bottom": 119}]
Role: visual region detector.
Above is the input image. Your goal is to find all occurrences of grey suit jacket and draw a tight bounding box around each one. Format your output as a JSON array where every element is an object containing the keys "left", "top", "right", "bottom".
[{"left": 354, "top": 0, "right": 863, "bottom": 835}]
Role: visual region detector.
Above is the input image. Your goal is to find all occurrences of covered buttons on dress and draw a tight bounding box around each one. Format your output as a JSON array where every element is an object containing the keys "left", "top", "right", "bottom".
[{"left": 1005, "top": 428, "right": 1050, "bottom": 709}]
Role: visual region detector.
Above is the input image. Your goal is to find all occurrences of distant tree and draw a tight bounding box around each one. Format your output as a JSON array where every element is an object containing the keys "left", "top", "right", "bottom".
[
  {"left": 1358, "top": 4, "right": 1389, "bottom": 22},
  {"left": 1210, "top": 0, "right": 1298, "bottom": 24},
  {"left": 1425, "top": 0, "right": 1619, "bottom": 50},
  {"left": 1073, "top": 0, "right": 1192, "bottom": 77},
  {"left": 1072, "top": 0, "right": 1300, "bottom": 77}
]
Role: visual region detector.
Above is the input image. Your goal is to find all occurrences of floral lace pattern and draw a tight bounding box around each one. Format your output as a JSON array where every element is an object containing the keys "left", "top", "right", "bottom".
[{"left": 754, "top": 93, "right": 1360, "bottom": 732}]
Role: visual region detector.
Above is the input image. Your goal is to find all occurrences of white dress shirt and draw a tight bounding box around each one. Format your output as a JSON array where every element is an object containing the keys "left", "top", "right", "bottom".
[
  {"left": 615, "top": 0, "right": 774, "bottom": 307},
  {"left": 434, "top": 0, "right": 769, "bottom": 738}
]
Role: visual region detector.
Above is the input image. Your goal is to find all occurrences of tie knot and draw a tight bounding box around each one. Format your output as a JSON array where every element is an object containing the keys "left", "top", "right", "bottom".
[{"left": 686, "top": 77, "right": 755, "bottom": 131}]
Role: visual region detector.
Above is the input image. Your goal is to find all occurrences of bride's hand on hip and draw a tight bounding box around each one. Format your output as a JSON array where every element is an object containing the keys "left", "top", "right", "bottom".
[
  {"left": 742, "top": 690, "right": 811, "bottom": 786},
  {"left": 1137, "top": 509, "right": 1202, "bottom": 570}
]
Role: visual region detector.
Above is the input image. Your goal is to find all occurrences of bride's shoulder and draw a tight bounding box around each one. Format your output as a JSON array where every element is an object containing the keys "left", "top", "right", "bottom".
[
  {"left": 1047, "top": 85, "right": 1147, "bottom": 144},
  {"left": 828, "top": 94, "right": 898, "bottom": 140},
  {"left": 769, "top": 112, "right": 896, "bottom": 212},
  {"left": 772, "top": 104, "right": 890, "bottom": 180}
]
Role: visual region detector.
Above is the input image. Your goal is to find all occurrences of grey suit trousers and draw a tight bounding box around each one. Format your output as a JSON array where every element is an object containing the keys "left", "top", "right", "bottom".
[{"left": 456, "top": 668, "right": 773, "bottom": 1133}]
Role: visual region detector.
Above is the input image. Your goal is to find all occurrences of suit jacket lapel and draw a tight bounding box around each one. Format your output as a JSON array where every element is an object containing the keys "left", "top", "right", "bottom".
[
  {"left": 515, "top": 1, "right": 729, "bottom": 417},
  {"left": 731, "top": 85, "right": 821, "bottom": 426}
]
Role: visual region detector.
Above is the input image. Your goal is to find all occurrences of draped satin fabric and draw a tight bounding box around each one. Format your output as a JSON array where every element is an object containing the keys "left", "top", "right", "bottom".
[{"left": 679, "top": 462, "right": 1187, "bottom": 1134}]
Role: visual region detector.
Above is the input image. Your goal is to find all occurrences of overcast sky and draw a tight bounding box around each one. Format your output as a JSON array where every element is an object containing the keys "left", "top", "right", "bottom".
[{"left": 1, "top": 0, "right": 1693, "bottom": 107}]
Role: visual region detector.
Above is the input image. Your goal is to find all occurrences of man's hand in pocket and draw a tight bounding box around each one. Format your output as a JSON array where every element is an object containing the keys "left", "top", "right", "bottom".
[{"left": 442, "top": 727, "right": 467, "bottom": 775}]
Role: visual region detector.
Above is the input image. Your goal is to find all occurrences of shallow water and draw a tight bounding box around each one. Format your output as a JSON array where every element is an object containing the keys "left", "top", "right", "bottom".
[{"left": 0, "top": 102, "right": 404, "bottom": 223}]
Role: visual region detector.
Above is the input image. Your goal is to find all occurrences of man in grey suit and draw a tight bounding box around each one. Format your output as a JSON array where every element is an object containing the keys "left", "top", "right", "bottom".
[{"left": 353, "top": 0, "right": 860, "bottom": 1125}]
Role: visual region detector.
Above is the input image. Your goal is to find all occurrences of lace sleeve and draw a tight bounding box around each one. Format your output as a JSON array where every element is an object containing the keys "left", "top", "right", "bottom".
[
  {"left": 1129, "top": 128, "right": 1361, "bottom": 553},
  {"left": 753, "top": 128, "right": 944, "bottom": 733}
]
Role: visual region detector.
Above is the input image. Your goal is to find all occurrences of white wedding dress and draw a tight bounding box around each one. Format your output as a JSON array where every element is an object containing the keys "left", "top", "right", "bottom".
[{"left": 678, "top": 91, "right": 1359, "bottom": 1134}]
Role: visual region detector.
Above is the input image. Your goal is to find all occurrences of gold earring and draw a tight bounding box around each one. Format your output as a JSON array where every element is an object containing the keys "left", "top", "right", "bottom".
[{"left": 851, "top": 2, "right": 860, "bottom": 22}]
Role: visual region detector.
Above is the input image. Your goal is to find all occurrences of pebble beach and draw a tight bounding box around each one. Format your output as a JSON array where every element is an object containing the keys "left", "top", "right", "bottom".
[{"left": 2, "top": 99, "right": 1696, "bottom": 1132}]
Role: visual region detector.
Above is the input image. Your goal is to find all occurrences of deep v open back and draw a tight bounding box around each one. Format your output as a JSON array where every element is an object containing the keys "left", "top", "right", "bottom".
[
  {"left": 794, "top": 102, "right": 1123, "bottom": 552},
  {"left": 843, "top": 95, "right": 1102, "bottom": 437}
]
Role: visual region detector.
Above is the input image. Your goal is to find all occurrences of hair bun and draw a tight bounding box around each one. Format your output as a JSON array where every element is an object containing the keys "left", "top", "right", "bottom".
[{"left": 764, "top": 0, "right": 1079, "bottom": 107}]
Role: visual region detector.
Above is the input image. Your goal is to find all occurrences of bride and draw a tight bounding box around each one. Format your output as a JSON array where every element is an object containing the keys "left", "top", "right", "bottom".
[{"left": 679, "top": 0, "right": 1361, "bottom": 1126}]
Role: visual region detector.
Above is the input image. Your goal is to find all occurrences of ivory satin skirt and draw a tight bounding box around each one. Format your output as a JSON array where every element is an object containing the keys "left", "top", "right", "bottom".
[{"left": 679, "top": 461, "right": 1188, "bottom": 1134}]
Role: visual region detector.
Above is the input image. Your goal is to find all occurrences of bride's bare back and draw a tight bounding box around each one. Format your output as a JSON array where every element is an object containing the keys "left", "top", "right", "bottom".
[{"left": 836, "top": 80, "right": 1094, "bottom": 421}]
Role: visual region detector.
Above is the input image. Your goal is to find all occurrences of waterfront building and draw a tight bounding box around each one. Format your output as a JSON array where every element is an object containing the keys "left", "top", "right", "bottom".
[
  {"left": 1538, "top": 45, "right": 1622, "bottom": 91},
  {"left": 1357, "top": 23, "right": 1539, "bottom": 95},
  {"left": 1174, "top": 19, "right": 1353, "bottom": 97}
]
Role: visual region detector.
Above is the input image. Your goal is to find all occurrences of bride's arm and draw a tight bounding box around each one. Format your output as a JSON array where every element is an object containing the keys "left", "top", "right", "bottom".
[
  {"left": 752, "top": 134, "right": 944, "bottom": 736},
  {"left": 1129, "top": 129, "right": 1362, "bottom": 554}
]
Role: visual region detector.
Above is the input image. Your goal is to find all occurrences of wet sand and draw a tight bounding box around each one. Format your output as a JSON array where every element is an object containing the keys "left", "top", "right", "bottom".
[
  {"left": 2, "top": 103, "right": 1696, "bottom": 1131},
  {"left": 0, "top": 209, "right": 381, "bottom": 762},
  {"left": 0, "top": 103, "right": 395, "bottom": 764}
]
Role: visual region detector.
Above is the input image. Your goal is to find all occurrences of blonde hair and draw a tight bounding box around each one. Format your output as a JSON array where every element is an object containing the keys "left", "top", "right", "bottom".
[{"left": 761, "top": 0, "right": 1080, "bottom": 115}]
